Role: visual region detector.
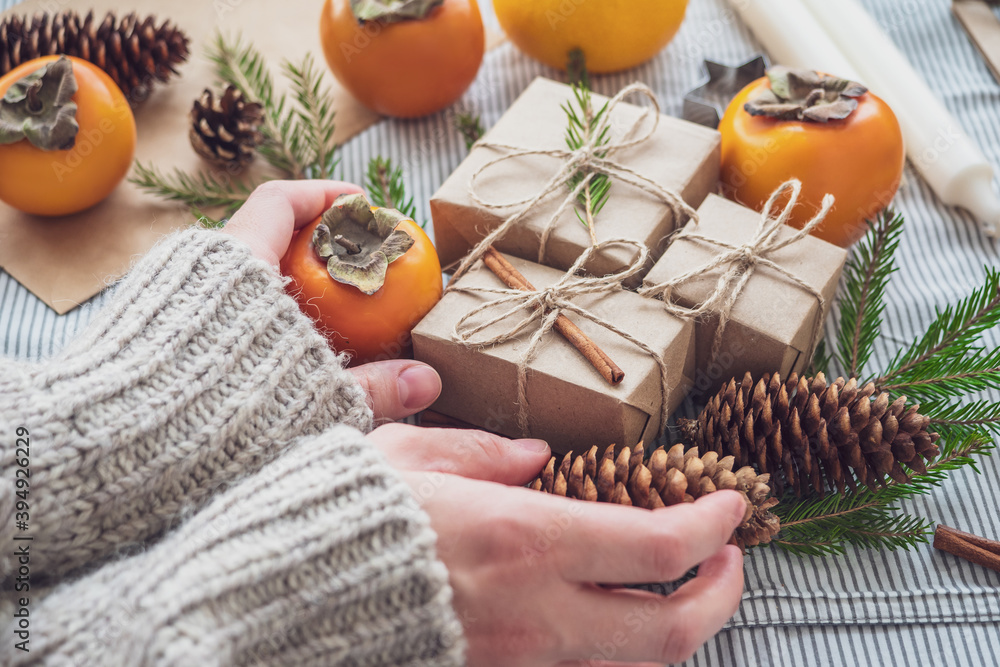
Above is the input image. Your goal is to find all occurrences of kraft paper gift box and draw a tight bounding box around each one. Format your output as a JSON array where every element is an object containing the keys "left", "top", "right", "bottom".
[
  {"left": 429, "top": 77, "right": 721, "bottom": 279},
  {"left": 411, "top": 253, "right": 695, "bottom": 455},
  {"left": 642, "top": 194, "right": 848, "bottom": 391}
]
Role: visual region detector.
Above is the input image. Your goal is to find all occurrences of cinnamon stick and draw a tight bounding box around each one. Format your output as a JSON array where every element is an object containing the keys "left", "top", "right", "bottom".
[
  {"left": 481, "top": 247, "right": 625, "bottom": 386},
  {"left": 933, "top": 524, "right": 1000, "bottom": 574}
]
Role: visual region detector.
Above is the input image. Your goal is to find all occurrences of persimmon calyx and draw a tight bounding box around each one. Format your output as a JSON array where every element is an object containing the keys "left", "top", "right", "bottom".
[
  {"left": 0, "top": 56, "right": 79, "bottom": 150},
  {"left": 744, "top": 66, "right": 868, "bottom": 123},
  {"left": 350, "top": 0, "right": 444, "bottom": 24},
  {"left": 313, "top": 193, "right": 415, "bottom": 295}
]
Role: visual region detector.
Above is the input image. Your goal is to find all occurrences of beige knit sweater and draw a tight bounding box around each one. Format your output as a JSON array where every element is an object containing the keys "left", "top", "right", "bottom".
[{"left": 0, "top": 229, "right": 465, "bottom": 666}]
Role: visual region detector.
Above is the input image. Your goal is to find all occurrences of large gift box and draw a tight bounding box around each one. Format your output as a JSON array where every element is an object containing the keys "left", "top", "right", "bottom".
[
  {"left": 642, "top": 194, "right": 848, "bottom": 391},
  {"left": 412, "top": 253, "right": 695, "bottom": 454},
  {"left": 430, "top": 77, "right": 721, "bottom": 278}
]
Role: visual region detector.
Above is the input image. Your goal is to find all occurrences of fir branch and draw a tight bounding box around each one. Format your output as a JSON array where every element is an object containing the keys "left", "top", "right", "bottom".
[
  {"left": 924, "top": 399, "right": 1000, "bottom": 450},
  {"left": 772, "top": 433, "right": 993, "bottom": 553},
  {"left": 453, "top": 110, "right": 484, "bottom": 151},
  {"left": 130, "top": 162, "right": 259, "bottom": 216},
  {"left": 208, "top": 33, "right": 306, "bottom": 179},
  {"left": 283, "top": 54, "right": 339, "bottom": 179},
  {"left": 835, "top": 209, "right": 904, "bottom": 379},
  {"left": 365, "top": 156, "right": 420, "bottom": 225},
  {"left": 563, "top": 75, "right": 612, "bottom": 243},
  {"left": 877, "top": 268, "right": 1000, "bottom": 388},
  {"left": 878, "top": 351, "right": 1000, "bottom": 403}
]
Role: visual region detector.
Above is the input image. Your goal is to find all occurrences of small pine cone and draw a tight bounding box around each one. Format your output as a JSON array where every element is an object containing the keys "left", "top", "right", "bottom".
[
  {"left": 189, "top": 86, "right": 264, "bottom": 167},
  {"left": 529, "top": 443, "right": 781, "bottom": 550},
  {"left": 1, "top": 11, "right": 190, "bottom": 101},
  {"left": 680, "top": 372, "right": 941, "bottom": 497}
]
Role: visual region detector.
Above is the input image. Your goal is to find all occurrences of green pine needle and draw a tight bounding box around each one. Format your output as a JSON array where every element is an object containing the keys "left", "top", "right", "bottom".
[
  {"left": 365, "top": 156, "right": 422, "bottom": 227},
  {"left": 835, "top": 209, "right": 904, "bottom": 379},
  {"left": 877, "top": 268, "right": 1000, "bottom": 393},
  {"left": 453, "top": 110, "right": 485, "bottom": 151},
  {"left": 563, "top": 80, "right": 612, "bottom": 231},
  {"left": 130, "top": 162, "right": 259, "bottom": 216},
  {"left": 283, "top": 54, "right": 339, "bottom": 180}
]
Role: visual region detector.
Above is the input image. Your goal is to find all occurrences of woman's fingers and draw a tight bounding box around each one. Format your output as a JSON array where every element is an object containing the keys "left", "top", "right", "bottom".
[
  {"left": 564, "top": 546, "right": 743, "bottom": 665},
  {"left": 350, "top": 360, "right": 442, "bottom": 422},
  {"left": 537, "top": 490, "right": 747, "bottom": 584},
  {"left": 224, "top": 180, "right": 364, "bottom": 266},
  {"left": 369, "top": 423, "right": 550, "bottom": 485}
]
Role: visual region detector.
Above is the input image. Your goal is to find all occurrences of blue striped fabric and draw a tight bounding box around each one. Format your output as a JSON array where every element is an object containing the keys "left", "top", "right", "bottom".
[{"left": 2, "top": 0, "right": 999, "bottom": 664}]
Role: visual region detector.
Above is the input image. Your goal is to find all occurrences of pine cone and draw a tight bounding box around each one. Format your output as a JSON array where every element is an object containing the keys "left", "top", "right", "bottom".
[
  {"left": 189, "top": 86, "right": 264, "bottom": 167},
  {"left": 530, "top": 443, "right": 781, "bottom": 550},
  {"left": 1, "top": 11, "right": 190, "bottom": 101},
  {"left": 680, "top": 372, "right": 941, "bottom": 497}
]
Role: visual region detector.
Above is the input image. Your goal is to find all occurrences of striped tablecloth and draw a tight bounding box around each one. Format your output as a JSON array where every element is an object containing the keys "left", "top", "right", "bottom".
[{"left": 2, "top": 0, "right": 999, "bottom": 664}]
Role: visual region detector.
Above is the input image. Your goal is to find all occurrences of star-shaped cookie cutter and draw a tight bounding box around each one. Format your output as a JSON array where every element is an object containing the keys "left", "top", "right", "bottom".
[{"left": 682, "top": 55, "right": 770, "bottom": 129}]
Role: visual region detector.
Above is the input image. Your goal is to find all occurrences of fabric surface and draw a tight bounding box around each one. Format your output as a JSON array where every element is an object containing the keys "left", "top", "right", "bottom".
[
  {"left": 2, "top": 0, "right": 999, "bottom": 664},
  {"left": 0, "top": 229, "right": 465, "bottom": 665}
]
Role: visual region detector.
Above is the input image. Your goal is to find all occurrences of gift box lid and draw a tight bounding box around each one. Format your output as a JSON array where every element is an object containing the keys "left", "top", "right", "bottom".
[
  {"left": 429, "top": 77, "right": 721, "bottom": 274},
  {"left": 643, "top": 194, "right": 848, "bottom": 353}
]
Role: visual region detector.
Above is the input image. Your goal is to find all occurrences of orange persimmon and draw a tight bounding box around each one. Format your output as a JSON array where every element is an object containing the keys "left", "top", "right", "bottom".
[
  {"left": 319, "top": 0, "right": 484, "bottom": 118},
  {"left": 718, "top": 67, "right": 904, "bottom": 247},
  {"left": 0, "top": 55, "right": 136, "bottom": 217},
  {"left": 281, "top": 194, "right": 443, "bottom": 365}
]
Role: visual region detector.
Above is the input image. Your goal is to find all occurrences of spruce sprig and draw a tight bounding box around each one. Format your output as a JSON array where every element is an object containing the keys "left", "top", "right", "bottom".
[
  {"left": 773, "top": 432, "right": 993, "bottom": 555},
  {"left": 562, "top": 49, "right": 612, "bottom": 244},
  {"left": 876, "top": 268, "right": 1000, "bottom": 393},
  {"left": 453, "top": 110, "right": 485, "bottom": 151},
  {"left": 129, "top": 33, "right": 340, "bottom": 215},
  {"left": 208, "top": 33, "right": 308, "bottom": 179},
  {"left": 283, "top": 54, "right": 340, "bottom": 179},
  {"left": 835, "top": 210, "right": 904, "bottom": 378},
  {"left": 766, "top": 210, "right": 1000, "bottom": 555},
  {"left": 129, "top": 162, "right": 259, "bottom": 216},
  {"left": 365, "top": 156, "right": 421, "bottom": 226}
]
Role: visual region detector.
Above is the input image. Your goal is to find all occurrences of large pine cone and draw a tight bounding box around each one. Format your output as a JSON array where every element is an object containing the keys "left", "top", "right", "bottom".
[
  {"left": 1, "top": 11, "right": 189, "bottom": 101},
  {"left": 680, "top": 372, "right": 940, "bottom": 497},
  {"left": 530, "top": 443, "right": 781, "bottom": 549},
  {"left": 189, "top": 86, "right": 264, "bottom": 167}
]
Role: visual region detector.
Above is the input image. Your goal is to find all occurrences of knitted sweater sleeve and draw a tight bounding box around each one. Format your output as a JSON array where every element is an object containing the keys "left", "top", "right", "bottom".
[
  {"left": 0, "top": 228, "right": 464, "bottom": 665},
  {"left": 13, "top": 425, "right": 466, "bottom": 667}
]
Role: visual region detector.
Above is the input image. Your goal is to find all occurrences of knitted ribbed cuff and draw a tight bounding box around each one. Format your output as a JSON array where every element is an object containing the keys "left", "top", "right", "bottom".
[
  {"left": 0, "top": 228, "right": 373, "bottom": 580},
  {"left": 15, "top": 426, "right": 465, "bottom": 667}
]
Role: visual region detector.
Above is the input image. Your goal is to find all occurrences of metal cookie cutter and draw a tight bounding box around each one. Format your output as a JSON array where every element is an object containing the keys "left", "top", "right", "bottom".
[{"left": 682, "top": 55, "right": 769, "bottom": 129}]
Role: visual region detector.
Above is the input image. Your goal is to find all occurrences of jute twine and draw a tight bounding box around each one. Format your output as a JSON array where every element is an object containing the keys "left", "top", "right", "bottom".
[
  {"left": 639, "top": 179, "right": 835, "bottom": 366},
  {"left": 451, "top": 239, "right": 673, "bottom": 438},
  {"left": 449, "top": 83, "right": 698, "bottom": 285}
]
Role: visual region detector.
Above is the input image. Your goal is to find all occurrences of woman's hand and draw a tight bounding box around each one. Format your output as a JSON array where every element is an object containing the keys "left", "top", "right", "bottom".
[
  {"left": 369, "top": 424, "right": 747, "bottom": 667},
  {"left": 222, "top": 179, "right": 365, "bottom": 267}
]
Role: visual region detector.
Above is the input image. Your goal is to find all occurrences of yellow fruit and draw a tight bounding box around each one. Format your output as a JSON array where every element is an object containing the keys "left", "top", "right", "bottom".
[{"left": 493, "top": 0, "right": 688, "bottom": 73}]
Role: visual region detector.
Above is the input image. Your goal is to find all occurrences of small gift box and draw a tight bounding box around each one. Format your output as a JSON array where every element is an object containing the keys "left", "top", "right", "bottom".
[
  {"left": 430, "top": 77, "right": 721, "bottom": 279},
  {"left": 412, "top": 247, "right": 695, "bottom": 454},
  {"left": 641, "top": 188, "right": 848, "bottom": 391}
]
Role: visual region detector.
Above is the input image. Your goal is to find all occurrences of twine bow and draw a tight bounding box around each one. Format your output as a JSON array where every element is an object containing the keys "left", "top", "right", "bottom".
[
  {"left": 450, "top": 83, "right": 698, "bottom": 284},
  {"left": 639, "top": 179, "right": 835, "bottom": 365},
  {"left": 451, "top": 239, "right": 672, "bottom": 438}
]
